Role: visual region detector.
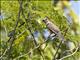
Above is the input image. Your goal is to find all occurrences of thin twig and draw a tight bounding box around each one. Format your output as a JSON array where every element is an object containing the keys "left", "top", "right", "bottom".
[
  {"left": 16, "top": 29, "right": 27, "bottom": 39},
  {"left": 21, "top": 5, "right": 44, "bottom": 59},
  {"left": 13, "top": 40, "right": 47, "bottom": 60},
  {"left": 52, "top": 28, "right": 68, "bottom": 60},
  {"left": 0, "top": 42, "right": 14, "bottom": 59},
  {"left": 0, "top": 29, "right": 26, "bottom": 59},
  {"left": 7, "top": 1, "right": 23, "bottom": 58},
  {"left": 58, "top": 47, "right": 78, "bottom": 60},
  {"left": 0, "top": 0, "right": 23, "bottom": 59},
  {"left": 53, "top": 40, "right": 63, "bottom": 60},
  {"left": 0, "top": 47, "right": 9, "bottom": 59}
]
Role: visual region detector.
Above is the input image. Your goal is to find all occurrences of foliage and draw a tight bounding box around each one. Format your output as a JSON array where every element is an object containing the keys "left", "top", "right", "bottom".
[{"left": 0, "top": 0, "right": 80, "bottom": 60}]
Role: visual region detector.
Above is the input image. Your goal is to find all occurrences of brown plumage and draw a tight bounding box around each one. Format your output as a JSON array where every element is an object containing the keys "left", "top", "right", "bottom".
[
  {"left": 42, "top": 17, "right": 60, "bottom": 34},
  {"left": 42, "top": 17, "right": 65, "bottom": 42}
]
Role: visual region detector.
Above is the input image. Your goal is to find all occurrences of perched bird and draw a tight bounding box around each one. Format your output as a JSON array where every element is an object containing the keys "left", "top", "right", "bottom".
[
  {"left": 42, "top": 17, "right": 65, "bottom": 42},
  {"left": 43, "top": 17, "right": 60, "bottom": 34}
]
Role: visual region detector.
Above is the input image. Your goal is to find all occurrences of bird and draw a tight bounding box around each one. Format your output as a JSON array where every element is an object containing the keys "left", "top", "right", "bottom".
[
  {"left": 42, "top": 17, "right": 60, "bottom": 34},
  {"left": 42, "top": 16, "right": 65, "bottom": 42}
]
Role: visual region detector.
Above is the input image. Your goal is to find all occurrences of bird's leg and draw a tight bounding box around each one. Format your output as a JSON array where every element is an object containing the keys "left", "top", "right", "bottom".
[
  {"left": 43, "top": 33, "right": 57, "bottom": 50},
  {"left": 49, "top": 33, "right": 57, "bottom": 40}
]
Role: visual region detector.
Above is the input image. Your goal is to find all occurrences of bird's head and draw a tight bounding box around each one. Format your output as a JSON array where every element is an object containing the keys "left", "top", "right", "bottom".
[{"left": 42, "top": 16, "right": 49, "bottom": 25}]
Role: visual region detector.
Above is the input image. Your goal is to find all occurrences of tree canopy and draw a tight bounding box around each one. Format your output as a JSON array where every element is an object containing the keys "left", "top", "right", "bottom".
[{"left": 0, "top": 0, "right": 80, "bottom": 60}]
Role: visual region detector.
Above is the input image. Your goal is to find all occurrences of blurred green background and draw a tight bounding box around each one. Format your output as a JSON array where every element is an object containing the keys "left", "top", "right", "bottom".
[{"left": 0, "top": 0, "right": 80, "bottom": 60}]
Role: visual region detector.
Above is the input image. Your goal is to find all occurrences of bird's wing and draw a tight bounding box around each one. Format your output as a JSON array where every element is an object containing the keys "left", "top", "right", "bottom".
[{"left": 47, "top": 22, "right": 60, "bottom": 34}]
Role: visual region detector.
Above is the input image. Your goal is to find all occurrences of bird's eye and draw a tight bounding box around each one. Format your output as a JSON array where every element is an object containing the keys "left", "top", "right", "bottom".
[{"left": 42, "top": 20, "right": 45, "bottom": 22}]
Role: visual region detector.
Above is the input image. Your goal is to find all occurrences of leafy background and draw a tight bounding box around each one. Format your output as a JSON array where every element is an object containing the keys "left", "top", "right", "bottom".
[{"left": 0, "top": 0, "right": 80, "bottom": 60}]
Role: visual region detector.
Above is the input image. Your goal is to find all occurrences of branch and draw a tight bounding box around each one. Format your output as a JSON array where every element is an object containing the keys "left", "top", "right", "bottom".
[
  {"left": 0, "top": 47, "right": 9, "bottom": 59},
  {"left": 52, "top": 28, "right": 68, "bottom": 60},
  {"left": 13, "top": 40, "right": 47, "bottom": 60},
  {"left": 0, "top": 29, "right": 26, "bottom": 59},
  {"left": 52, "top": 40, "right": 63, "bottom": 60},
  {"left": 0, "top": 0, "right": 23, "bottom": 59},
  {"left": 58, "top": 47, "right": 79, "bottom": 60},
  {"left": 21, "top": 5, "right": 44, "bottom": 59},
  {"left": 0, "top": 42, "right": 15, "bottom": 59},
  {"left": 7, "top": 0, "right": 23, "bottom": 57}
]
